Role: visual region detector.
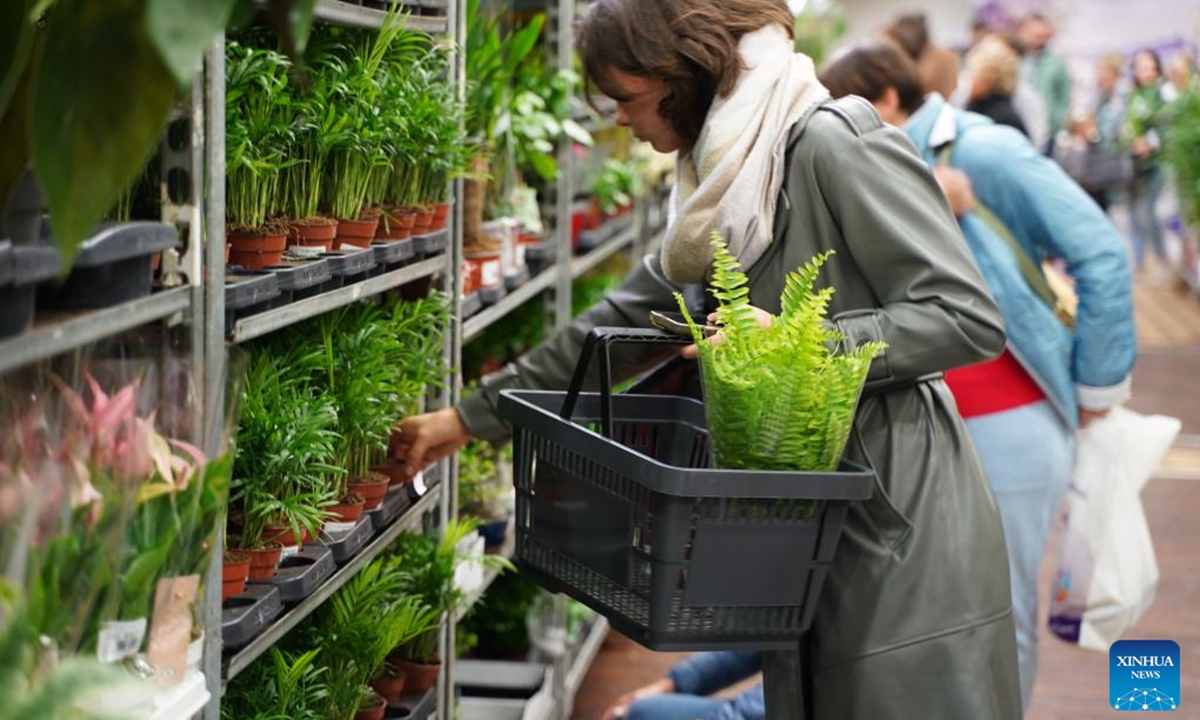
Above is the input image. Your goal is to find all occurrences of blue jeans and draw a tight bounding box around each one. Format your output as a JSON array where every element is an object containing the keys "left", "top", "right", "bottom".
[
  {"left": 1129, "top": 167, "right": 1166, "bottom": 270},
  {"left": 626, "top": 695, "right": 723, "bottom": 720},
  {"left": 964, "top": 400, "right": 1074, "bottom": 710}
]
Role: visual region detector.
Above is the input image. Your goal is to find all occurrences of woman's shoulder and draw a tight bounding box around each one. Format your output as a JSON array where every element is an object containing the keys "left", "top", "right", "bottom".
[{"left": 787, "top": 96, "right": 897, "bottom": 166}]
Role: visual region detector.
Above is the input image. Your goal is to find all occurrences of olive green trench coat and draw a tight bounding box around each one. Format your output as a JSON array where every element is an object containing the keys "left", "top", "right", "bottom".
[{"left": 459, "top": 97, "right": 1022, "bottom": 719}]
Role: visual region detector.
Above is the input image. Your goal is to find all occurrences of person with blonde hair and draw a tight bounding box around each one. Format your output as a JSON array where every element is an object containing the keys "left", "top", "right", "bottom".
[{"left": 966, "top": 34, "right": 1030, "bottom": 136}]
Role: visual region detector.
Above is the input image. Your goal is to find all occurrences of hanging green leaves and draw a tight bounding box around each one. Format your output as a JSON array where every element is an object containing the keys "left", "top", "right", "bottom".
[
  {"left": 146, "top": 0, "right": 240, "bottom": 85},
  {"left": 675, "top": 232, "right": 886, "bottom": 472},
  {"left": 31, "top": 0, "right": 177, "bottom": 265}
]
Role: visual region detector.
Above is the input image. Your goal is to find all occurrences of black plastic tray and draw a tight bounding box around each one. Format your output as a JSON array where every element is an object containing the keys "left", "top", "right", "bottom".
[
  {"left": 461, "top": 291, "right": 482, "bottom": 319},
  {"left": 504, "top": 266, "right": 530, "bottom": 292},
  {"left": 265, "top": 257, "right": 332, "bottom": 295},
  {"left": 456, "top": 659, "right": 546, "bottom": 699},
  {"left": 0, "top": 241, "right": 60, "bottom": 339},
  {"left": 372, "top": 238, "right": 415, "bottom": 268},
  {"left": 525, "top": 243, "right": 550, "bottom": 276},
  {"left": 319, "top": 516, "right": 373, "bottom": 564},
  {"left": 411, "top": 229, "right": 448, "bottom": 257},
  {"left": 322, "top": 247, "right": 377, "bottom": 279},
  {"left": 249, "top": 544, "right": 336, "bottom": 603},
  {"left": 225, "top": 272, "right": 280, "bottom": 334},
  {"left": 480, "top": 285, "right": 506, "bottom": 306},
  {"left": 38, "top": 222, "right": 179, "bottom": 309},
  {"left": 221, "top": 584, "right": 284, "bottom": 649},
  {"left": 367, "top": 486, "right": 413, "bottom": 533}
]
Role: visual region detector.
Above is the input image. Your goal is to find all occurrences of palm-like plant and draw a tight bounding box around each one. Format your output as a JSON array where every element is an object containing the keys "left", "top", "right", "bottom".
[
  {"left": 226, "top": 42, "right": 293, "bottom": 231},
  {"left": 675, "top": 232, "right": 886, "bottom": 472},
  {"left": 1164, "top": 87, "right": 1200, "bottom": 228},
  {"left": 233, "top": 346, "right": 340, "bottom": 549},
  {"left": 222, "top": 647, "right": 330, "bottom": 720}
]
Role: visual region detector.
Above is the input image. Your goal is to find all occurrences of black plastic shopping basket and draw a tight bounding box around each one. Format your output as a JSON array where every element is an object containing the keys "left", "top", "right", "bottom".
[{"left": 497, "top": 327, "right": 876, "bottom": 654}]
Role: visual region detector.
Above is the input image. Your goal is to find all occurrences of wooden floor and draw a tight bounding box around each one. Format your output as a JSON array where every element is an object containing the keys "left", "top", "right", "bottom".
[{"left": 570, "top": 276, "right": 1200, "bottom": 720}]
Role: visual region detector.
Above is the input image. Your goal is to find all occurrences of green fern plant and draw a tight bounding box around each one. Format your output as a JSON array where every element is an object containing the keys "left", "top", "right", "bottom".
[{"left": 675, "top": 232, "right": 886, "bottom": 472}]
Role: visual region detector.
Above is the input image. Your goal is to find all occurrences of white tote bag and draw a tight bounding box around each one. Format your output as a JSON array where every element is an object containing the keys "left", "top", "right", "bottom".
[{"left": 1048, "top": 406, "right": 1181, "bottom": 652}]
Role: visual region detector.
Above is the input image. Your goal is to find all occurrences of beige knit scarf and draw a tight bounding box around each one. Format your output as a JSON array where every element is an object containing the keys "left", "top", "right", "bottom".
[{"left": 662, "top": 24, "right": 828, "bottom": 284}]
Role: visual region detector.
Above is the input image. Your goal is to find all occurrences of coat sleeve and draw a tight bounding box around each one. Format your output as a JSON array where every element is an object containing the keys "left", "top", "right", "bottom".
[
  {"left": 456, "top": 253, "right": 694, "bottom": 443},
  {"left": 963, "top": 124, "right": 1137, "bottom": 407},
  {"left": 815, "top": 121, "right": 1007, "bottom": 387}
]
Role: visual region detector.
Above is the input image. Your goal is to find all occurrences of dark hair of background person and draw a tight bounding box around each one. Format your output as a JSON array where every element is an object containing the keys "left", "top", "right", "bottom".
[
  {"left": 882, "top": 13, "right": 930, "bottom": 62},
  {"left": 819, "top": 40, "right": 925, "bottom": 116},
  {"left": 576, "top": 0, "right": 795, "bottom": 152},
  {"left": 1132, "top": 47, "right": 1164, "bottom": 86},
  {"left": 1019, "top": 11, "right": 1050, "bottom": 27}
]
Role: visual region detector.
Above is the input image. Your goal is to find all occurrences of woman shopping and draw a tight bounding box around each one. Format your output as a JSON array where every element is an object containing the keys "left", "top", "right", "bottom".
[
  {"left": 395, "top": 2, "right": 1021, "bottom": 717},
  {"left": 821, "top": 40, "right": 1136, "bottom": 711}
]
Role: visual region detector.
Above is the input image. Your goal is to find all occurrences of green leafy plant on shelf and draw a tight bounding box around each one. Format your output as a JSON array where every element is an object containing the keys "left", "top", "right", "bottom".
[
  {"left": 458, "top": 573, "right": 541, "bottom": 660},
  {"left": 674, "top": 232, "right": 886, "bottom": 472},
  {"left": 592, "top": 157, "right": 643, "bottom": 218},
  {"left": 302, "top": 557, "right": 439, "bottom": 718},
  {"left": 1, "top": 0, "right": 319, "bottom": 265},
  {"left": 233, "top": 344, "right": 340, "bottom": 551},
  {"left": 221, "top": 647, "right": 330, "bottom": 720},
  {"left": 390, "top": 520, "right": 512, "bottom": 668},
  {"left": 225, "top": 41, "right": 294, "bottom": 234}
]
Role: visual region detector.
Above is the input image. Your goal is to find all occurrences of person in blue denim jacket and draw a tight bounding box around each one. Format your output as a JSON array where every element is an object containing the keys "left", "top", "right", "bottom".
[
  {"left": 604, "top": 652, "right": 764, "bottom": 720},
  {"left": 821, "top": 40, "right": 1137, "bottom": 712}
]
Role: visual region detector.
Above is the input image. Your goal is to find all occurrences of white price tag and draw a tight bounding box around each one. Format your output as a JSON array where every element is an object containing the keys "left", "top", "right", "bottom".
[
  {"left": 516, "top": 244, "right": 527, "bottom": 268},
  {"left": 280, "top": 545, "right": 300, "bottom": 560},
  {"left": 412, "top": 470, "right": 428, "bottom": 497},
  {"left": 481, "top": 260, "right": 501, "bottom": 288},
  {"left": 97, "top": 618, "right": 147, "bottom": 664},
  {"left": 325, "top": 521, "right": 358, "bottom": 535}
]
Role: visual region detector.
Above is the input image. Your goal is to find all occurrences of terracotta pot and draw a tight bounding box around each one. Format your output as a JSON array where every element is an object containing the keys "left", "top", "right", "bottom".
[
  {"left": 369, "top": 663, "right": 408, "bottom": 706},
  {"left": 224, "top": 243, "right": 231, "bottom": 264},
  {"left": 411, "top": 208, "right": 434, "bottom": 235},
  {"left": 289, "top": 219, "right": 338, "bottom": 252},
  {"left": 222, "top": 553, "right": 250, "bottom": 601},
  {"left": 390, "top": 658, "right": 441, "bottom": 695},
  {"left": 245, "top": 543, "right": 283, "bottom": 581},
  {"left": 336, "top": 216, "right": 381, "bottom": 249},
  {"left": 375, "top": 210, "right": 414, "bottom": 240},
  {"left": 466, "top": 250, "right": 502, "bottom": 290},
  {"left": 372, "top": 462, "right": 412, "bottom": 488},
  {"left": 354, "top": 692, "right": 388, "bottom": 720},
  {"left": 228, "top": 229, "right": 287, "bottom": 253},
  {"left": 262, "top": 523, "right": 307, "bottom": 548},
  {"left": 230, "top": 249, "right": 285, "bottom": 270},
  {"left": 347, "top": 471, "right": 390, "bottom": 511},
  {"left": 328, "top": 493, "right": 366, "bottom": 523},
  {"left": 430, "top": 202, "right": 451, "bottom": 231}
]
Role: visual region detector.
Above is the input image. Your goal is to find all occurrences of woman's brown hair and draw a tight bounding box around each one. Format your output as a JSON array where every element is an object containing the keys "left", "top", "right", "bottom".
[
  {"left": 819, "top": 40, "right": 926, "bottom": 117},
  {"left": 576, "top": 0, "right": 794, "bottom": 152}
]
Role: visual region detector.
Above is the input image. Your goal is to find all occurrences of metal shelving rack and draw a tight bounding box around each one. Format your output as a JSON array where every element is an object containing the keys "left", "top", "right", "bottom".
[{"left": 195, "top": 5, "right": 463, "bottom": 719}]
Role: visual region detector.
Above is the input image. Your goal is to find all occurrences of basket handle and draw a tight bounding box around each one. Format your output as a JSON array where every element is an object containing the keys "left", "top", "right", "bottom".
[{"left": 561, "top": 327, "right": 693, "bottom": 437}]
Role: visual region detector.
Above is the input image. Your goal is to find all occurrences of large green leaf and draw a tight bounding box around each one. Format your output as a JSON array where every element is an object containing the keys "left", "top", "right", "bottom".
[
  {"left": 0, "top": 63, "right": 32, "bottom": 216},
  {"left": 0, "top": 0, "right": 35, "bottom": 119},
  {"left": 31, "top": 0, "right": 178, "bottom": 266},
  {"left": 146, "top": 0, "right": 239, "bottom": 85}
]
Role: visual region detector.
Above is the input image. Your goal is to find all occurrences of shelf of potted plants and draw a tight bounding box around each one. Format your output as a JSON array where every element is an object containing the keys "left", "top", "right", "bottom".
[
  {"left": 223, "top": 484, "right": 443, "bottom": 681},
  {"left": 562, "top": 615, "right": 611, "bottom": 713},
  {"left": 0, "top": 284, "right": 192, "bottom": 375},
  {"left": 570, "top": 224, "right": 637, "bottom": 280},
  {"left": 461, "top": 261, "right": 559, "bottom": 342},
  {"left": 454, "top": 534, "right": 516, "bottom": 624}
]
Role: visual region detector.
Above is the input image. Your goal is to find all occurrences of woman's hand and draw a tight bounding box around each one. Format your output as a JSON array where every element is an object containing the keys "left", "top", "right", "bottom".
[
  {"left": 1131, "top": 136, "right": 1152, "bottom": 158},
  {"left": 389, "top": 407, "right": 472, "bottom": 477},
  {"left": 602, "top": 678, "right": 676, "bottom": 720},
  {"left": 680, "top": 308, "right": 774, "bottom": 359}
]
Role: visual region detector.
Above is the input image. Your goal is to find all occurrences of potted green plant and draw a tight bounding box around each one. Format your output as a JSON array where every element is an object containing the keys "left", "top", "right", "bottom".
[
  {"left": 387, "top": 521, "right": 511, "bottom": 694},
  {"left": 221, "top": 647, "right": 329, "bottom": 720},
  {"left": 226, "top": 41, "right": 293, "bottom": 269},
  {"left": 674, "top": 233, "right": 886, "bottom": 472},
  {"left": 233, "top": 346, "right": 340, "bottom": 566}
]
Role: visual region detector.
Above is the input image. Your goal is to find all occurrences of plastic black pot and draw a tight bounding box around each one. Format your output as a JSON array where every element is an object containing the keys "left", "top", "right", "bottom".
[
  {"left": 37, "top": 222, "right": 178, "bottom": 309},
  {"left": 0, "top": 240, "right": 60, "bottom": 339}
]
